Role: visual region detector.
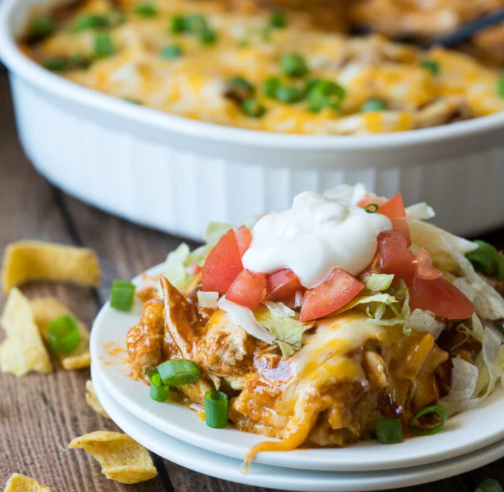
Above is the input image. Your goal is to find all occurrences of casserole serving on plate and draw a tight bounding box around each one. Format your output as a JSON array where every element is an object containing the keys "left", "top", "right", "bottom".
[{"left": 2, "top": 0, "right": 504, "bottom": 239}]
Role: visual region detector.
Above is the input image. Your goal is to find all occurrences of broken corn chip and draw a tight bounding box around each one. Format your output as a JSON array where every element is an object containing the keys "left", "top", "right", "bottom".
[
  {"left": 0, "top": 288, "right": 52, "bottom": 376},
  {"left": 30, "top": 297, "right": 90, "bottom": 370},
  {"left": 69, "top": 431, "right": 157, "bottom": 484},
  {"left": 3, "top": 473, "right": 51, "bottom": 492},
  {"left": 2, "top": 241, "right": 101, "bottom": 292}
]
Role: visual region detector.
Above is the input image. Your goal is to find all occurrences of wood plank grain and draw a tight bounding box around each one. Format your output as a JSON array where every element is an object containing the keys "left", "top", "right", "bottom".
[{"left": 0, "top": 73, "right": 167, "bottom": 492}]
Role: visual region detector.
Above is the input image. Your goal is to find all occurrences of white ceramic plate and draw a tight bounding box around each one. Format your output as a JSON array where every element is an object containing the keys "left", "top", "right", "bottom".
[
  {"left": 90, "top": 264, "right": 504, "bottom": 472},
  {"left": 93, "top": 365, "right": 504, "bottom": 492}
]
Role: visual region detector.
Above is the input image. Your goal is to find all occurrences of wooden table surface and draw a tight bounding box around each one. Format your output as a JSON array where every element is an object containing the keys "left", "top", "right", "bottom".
[{"left": 2, "top": 69, "right": 504, "bottom": 492}]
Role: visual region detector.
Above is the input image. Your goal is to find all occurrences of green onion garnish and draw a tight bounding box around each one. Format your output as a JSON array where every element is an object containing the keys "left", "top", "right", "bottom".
[
  {"left": 307, "top": 80, "right": 346, "bottom": 112},
  {"left": 72, "top": 14, "right": 102, "bottom": 32},
  {"left": 498, "top": 75, "right": 504, "bottom": 99},
  {"left": 420, "top": 59, "right": 440, "bottom": 76},
  {"left": 30, "top": 15, "right": 54, "bottom": 40},
  {"left": 43, "top": 56, "right": 66, "bottom": 72},
  {"left": 160, "top": 45, "right": 183, "bottom": 59},
  {"left": 263, "top": 76, "right": 281, "bottom": 98},
  {"left": 94, "top": 32, "right": 114, "bottom": 58},
  {"left": 242, "top": 99, "right": 266, "bottom": 118},
  {"left": 280, "top": 53, "right": 309, "bottom": 78},
  {"left": 269, "top": 11, "right": 287, "bottom": 29},
  {"left": 135, "top": 3, "right": 158, "bottom": 17},
  {"left": 67, "top": 52, "right": 92, "bottom": 70},
  {"left": 146, "top": 369, "right": 169, "bottom": 402},
  {"left": 409, "top": 404, "right": 447, "bottom": 436},
  {"left": 169, "top": 16, "right": 186, "bottom": 34},
  {"left": 157, "top": 359, "right": 201, "bottom": 386},
  {"left": 205, "top": 390, "right": 228, "bottom": 428},
  {"left": 110, "top": 279, "right": 135, "bottom": 311},
  {"left": 275, "top": 86, "right": 305, "bottom": 104},
  {"left": 365, "top": 203, "right": 380, "bottom": 214},
  {"left": 374, "top": 418, "right": 403, "bottom": 444},
  {"left": 200, "top": 28, "right": 217, "bottom": 45},
  {"left": 466, "top": 240, "right": 499, "bottom": 274},
  {"left": 475, "top": 479, "right": 504, "bottom": 492},
  {"left": 361, "top": 98, "right": 386, "bottom": 113},
  {"left": 47, "top": 315, "right": 81, "bottom": 354},
  {"left": 184, "top": 13, "right": 208, "bottom": 33},
  {"left": 229, "top": 77, "right": 255, "bottom": 95}
]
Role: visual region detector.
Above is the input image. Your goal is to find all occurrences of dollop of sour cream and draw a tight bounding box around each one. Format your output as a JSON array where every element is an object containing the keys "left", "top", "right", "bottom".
[{"left": 242, "top": 192, "right": 392, "bottom": 288}]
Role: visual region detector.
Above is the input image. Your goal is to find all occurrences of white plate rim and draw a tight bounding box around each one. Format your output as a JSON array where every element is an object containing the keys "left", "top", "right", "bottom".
[
  {"left": 90, "top": 264, "right": 504, "bottom": 472},
  {"left": 92, "top": 364, "right": 504, "bottom": 492}
]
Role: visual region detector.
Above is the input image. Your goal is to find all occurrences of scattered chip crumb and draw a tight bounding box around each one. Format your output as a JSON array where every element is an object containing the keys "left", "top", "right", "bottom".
[
  {"left": 0, "top": 288, "right": 52, "bottom": 376},
  {"left": 30, "top": 297, "right": 90, "bottom": 370},
  {"left": 85, "top": 380, "right": 109, "bottom": 418},
  {"left": 3, "top": 473, "right": 51, "bottom": 492},
  {"left": 68, "top": 431, "right": 157, "bottom": 484},
  {"left": 1, "top": 241, "right": 101, "bottom": 292}
]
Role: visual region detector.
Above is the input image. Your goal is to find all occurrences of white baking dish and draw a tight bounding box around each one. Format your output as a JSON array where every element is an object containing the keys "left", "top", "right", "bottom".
[{"left": 2, "top": 0, "right": 504, "bottom": 240}]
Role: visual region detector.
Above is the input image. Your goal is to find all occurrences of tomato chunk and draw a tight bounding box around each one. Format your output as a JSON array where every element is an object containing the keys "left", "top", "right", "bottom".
[
  {"left": 299, "top": 268, "right": 364, "bottom": 322},
  {"left": 378, "top": 193, "right": 406, "bottom": 220},
  {"left": 236, "top": 226, "right": 252, "bottom": 257},
  {"left": 267, "top": 269, "right": 302, "bottom": 303},
  {"left": 376, "top": 230, "right": 416, "bottom": 280},
  {"left": 409, "top": 276, "right": 474, "bottom": 320},
  {"left": 202, "top": 229, "right": 243, "bottom": 294},
  {"left": 392, "top": 218, "right": 411, "bottom": 245},
  {"left": 226, "top": 269, "right": 267, "bottom": 309},
  {"left": 414, "top": 248, "right": 442, "bottom": 280}
]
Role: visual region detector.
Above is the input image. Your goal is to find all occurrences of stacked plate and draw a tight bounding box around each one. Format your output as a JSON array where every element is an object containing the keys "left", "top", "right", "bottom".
[{"left": 90, "top": 267, "right": 504, "bottom": 492}]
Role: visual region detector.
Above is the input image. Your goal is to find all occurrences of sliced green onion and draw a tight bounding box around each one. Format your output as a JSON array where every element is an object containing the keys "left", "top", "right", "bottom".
[
  {"left": 475, "top": 479, "right": 504, "bottom": 492},
  {"left": 275, "top": 86, "right": 305, "bottom": 104},
  {"left": 169, "top": 16, "right": 186, "bottom": 34},
  {"left": 374, "top": 418, "right": 403, "bottom": 444},
  {"left": 365, "top": 203, "right": 379, "bottom": 213},
  {"left": 205, "top": 390, "right": 228, "bottom": 428},
  {"left": 94, "top": 32, "right": 114, "bottom": 58},
  {"left": 146, "top": 369, "right": 169, "bottom": 402},
  {"left": 30, "top": 15, "right": 54, "bottom": 40},
  {"left": 184, "top": 14, "right": 208, "bottom": 33},
  {"left": 47, "top": 315, "right": 81, "bottom": 354},
  {"left": 361, "top": 98, "right": 386, "bottom": 113},
  {"left": 420, "top": 59, "right": 440, "bottom": 76},
  {"left": 67, "top": 52, "right": 92, "bottom": 70},
  {"left": 200, "top": 28, "right": 217, "bottom": 45},
  {"left": 308, "top": 80, "right": 346, "bottom": 112},
  {"left": 498, "top": 75, "right": 504, "bottom": 99},
  {"left": 43, "top": 56, "right": 66, "bottom": 72},
  {"left": 229, "top": 77, "right": 254, "bottom": 95},
  {"left": 269, "top": 11, "right": 288, "bottom": 29},
  {"left": 135, "top": 3, "right": 158, "bottom": 17},
  {"left": 466, "top": 240, "right": 499, "bottom": 274},
  {"left": 72, "top": 14, "right": 102, "bottom": 32},
  {"left": 280, "top": 53, "right": 308, "bottom": 78},
  {"left": 157, "top": 359, "right": 201, "bottom": 386},
  {"left": 263, "top": 76, "right": 281, "bottom": 98},
  {"left": 242, "top": 99, "right": 266, "bottom": 118},
  {"left": 160, "top": 45, "right": 183, "bottom": 59},
  {"left": 409, "top": 404, "right": 447, "bottom": 436},
  {"left": 110, "top": 279, "right": 135, "bottom": 311}
]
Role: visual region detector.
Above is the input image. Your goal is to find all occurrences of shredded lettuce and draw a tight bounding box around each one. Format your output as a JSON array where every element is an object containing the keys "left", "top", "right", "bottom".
[
  {"left": 217, "top": 297, "right": 276, "bottom": 344},
  {"left": 365, "top": 274, "right": 394, "bottom": 292},
  {"left": 255, "top": 302, "right": 313, "bottom": 358},
  {"left": 163, "top": 243, "right": 191, "bottom": 290},
  {"left": 409, "top": 309, "right": 445, "bottom": 339},
  {"left": 197, "top": 291, "right": 219, "bottom": 309},
  {"left": 405, "top": 203, "right": 435, "bottom": 220},
  {"left": 203, "top": 222, "right": 234, "bottom": 246}
]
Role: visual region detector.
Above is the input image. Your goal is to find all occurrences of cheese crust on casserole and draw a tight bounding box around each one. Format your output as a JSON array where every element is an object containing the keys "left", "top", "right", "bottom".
[{"left": 21, "top": 0, "right": 504, "bottom": 135}]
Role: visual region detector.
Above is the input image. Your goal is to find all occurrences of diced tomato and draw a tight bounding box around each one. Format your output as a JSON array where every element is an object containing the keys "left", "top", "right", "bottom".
[
  {"left": 408, "top": 276, "right": 474, "bottom": 320},
  {"left": 267, "top": 269, "right": 303, "bottom": 304},
  {"left": 378, "top": 193, "right": 406, "bottom": 220},
  {"left": 236, "top": 226, "right": 252, "bottom": 257},
  {"left": 376, "top": 230, "right": 416, "bottom": 280},
  {"left": 226, "top": 269, "right": 267, "bottom": 309},
  {"left": 391, "top": 218, "right": 411, "bottom": 245},
  {"left": 357, "top": 194, "right": 385, "bottom": 209},
  {"left": 414, "top": 248, "right": 442, "bottom": 281},
  {"left": 299, "top": 268, "right": 365, "bottom": 322},
  {"left": 201, "top": 229, "right": 243, "bottom": 294}
]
